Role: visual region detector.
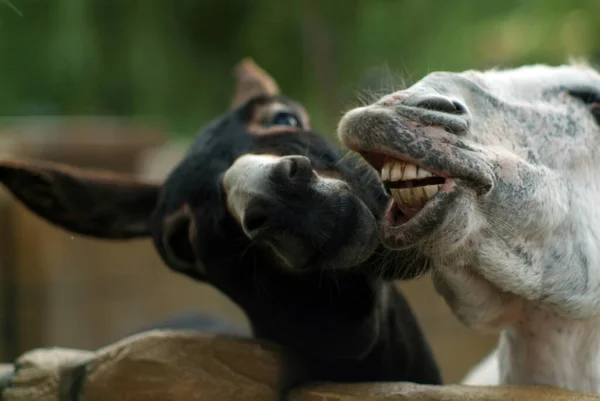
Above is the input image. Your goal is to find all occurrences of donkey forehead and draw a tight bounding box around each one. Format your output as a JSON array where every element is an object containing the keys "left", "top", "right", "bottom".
[
  {"left": 411, "top": 64, "right": 600, "bottom": 100},
  {"left": 159, "top": 98, "right": 340, "bottom": 210},
  {"left": 191, "top": 96, "right": 311, "bottom": 147}
]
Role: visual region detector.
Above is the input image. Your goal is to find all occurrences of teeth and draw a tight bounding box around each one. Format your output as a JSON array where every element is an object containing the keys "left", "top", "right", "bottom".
[
  {"left": 424, "top": 185, "right": 439, "bottom": 199},
  {"left": 381, "top": 165, "right": 390, "bottom": 181},
  {"left": 381, "top": 160, "right": 433, "bottom": 183},
  {"left": 380, "top": 160, "right": 444, "bottom": 209},
  {"left": 390, "top": 162, "right": 404, "bottom": 181},
  {"left": 391, "top": 184, "right": 442, "bottom": 207},
  {"left": 399, "top": 188, "right": 412, "bottom": 204},
  {"left": 403, "top": 163, "right": 417, "bottom": 180},
  {"left": 417, "top": 166, "right": 433, "bottom": 179}
]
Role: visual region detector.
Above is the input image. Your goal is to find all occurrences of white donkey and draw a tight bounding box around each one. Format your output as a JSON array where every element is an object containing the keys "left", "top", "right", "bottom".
[{"left": 337, "top": 63, "right": 600, "bottom": 393}]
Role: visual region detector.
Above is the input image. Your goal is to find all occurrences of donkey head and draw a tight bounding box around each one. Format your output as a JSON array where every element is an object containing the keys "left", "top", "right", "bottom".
[
  {"left": 338, "top": 63, "right": 600, "bottom": 329},
  {"left": 0, "top": 60, "right": 402, "bottom": 355},
  {"left": 151, "top": 59, "right": 389, "bottom": 280}
]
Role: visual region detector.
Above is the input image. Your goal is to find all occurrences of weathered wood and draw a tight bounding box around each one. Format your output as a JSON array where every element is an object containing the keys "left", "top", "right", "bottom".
[
  {"left": 3, "top": 348, "right": 93, "bottom": 401},
  {"left": 0, "top": 363, "right": 13, "bottom": 398},
  {"left": 80, "top": 331, "right": 284, "bottom": 401},
  {"left": 291, "top": 383, "right": 600, "bottom": 401},
  {"left": 3, "top": 331, "right": 284, "bottom": 401},
  {"left": 1, "top": 332, "right": 598, "bottom": 401}
]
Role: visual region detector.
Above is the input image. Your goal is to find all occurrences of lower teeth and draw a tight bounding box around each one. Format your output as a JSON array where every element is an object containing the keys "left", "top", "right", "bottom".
[{"left": 390, "top": 184, "right": 441, "bottom": 208}]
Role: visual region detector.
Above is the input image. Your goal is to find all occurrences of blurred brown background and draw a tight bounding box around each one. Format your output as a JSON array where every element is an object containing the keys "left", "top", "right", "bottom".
[{"left": 0, "top": 0, "right": 598, "bottom": 384}]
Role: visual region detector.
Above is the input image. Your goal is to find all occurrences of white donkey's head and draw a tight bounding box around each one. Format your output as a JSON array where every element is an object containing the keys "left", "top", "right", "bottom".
[
  {"left": 338, "top": 63, "right": 600, "bottom": 329},
  {"left": 338, "top": 63, "right": 600, "bottom": 390}
]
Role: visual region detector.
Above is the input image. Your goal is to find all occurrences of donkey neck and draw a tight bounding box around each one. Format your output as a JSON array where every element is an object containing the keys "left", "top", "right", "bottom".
[
  {"left": 245, "top": 277, "right": 441, "bottom": 384},
  {"left": 500, "top": 302, "right": 600, "bottom": 393}
]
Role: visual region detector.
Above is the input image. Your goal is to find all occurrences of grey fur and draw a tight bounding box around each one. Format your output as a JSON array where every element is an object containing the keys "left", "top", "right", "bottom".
[{"left": 337, "top": 63, "right": 600, "bottom": 392}]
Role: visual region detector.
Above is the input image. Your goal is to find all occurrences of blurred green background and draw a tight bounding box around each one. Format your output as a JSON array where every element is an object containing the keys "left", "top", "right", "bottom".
[{"left": 1, "top": 0, "right": 599, "bottom": 138}]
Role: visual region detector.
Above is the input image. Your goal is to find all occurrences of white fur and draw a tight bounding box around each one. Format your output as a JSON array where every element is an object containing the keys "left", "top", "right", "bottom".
[
  {"left": 223, "top": 154, "right": 348, "bottom": 235},
  {"left": 222, "top": 154, "right": 281, "bottom": 233},
  {"left": 339, "top": 63, "right": 600, "bottom": 393},
  {"left": 462, "top": 349, "right": 499, "bottom": 386}
]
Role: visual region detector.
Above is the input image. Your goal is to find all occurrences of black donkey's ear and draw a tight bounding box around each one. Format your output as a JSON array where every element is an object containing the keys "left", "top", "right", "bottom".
[
  {"left": 155, "top": 203, "right": 205, "bottom": 280},
  {"left": 0, "top": 158, "right": 161, "bottom": 239},
  {"left": 230, "top": 57, "right": 280, "bottom": 110}
]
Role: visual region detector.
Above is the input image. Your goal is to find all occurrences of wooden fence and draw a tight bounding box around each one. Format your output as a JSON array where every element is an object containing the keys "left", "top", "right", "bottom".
[{"left": 1, "top": 331, "right": 598, "bottom": 401}]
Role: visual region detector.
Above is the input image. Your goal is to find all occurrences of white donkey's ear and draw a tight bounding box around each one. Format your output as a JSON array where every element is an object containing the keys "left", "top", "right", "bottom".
[
  {"left": 230, "top": 58, "right": 280, "bottom": 110},
  {"left": 0, "top": 159, "right": 161, "bottom": 239}
]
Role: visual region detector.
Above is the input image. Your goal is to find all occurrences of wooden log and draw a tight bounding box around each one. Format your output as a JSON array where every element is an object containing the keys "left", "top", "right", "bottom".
[
  {"left": 0, "top": 364, "right": 13, "bottom": 399},
  {"left": 290, "top": 383, "right": 600, "bottom": 401},
  {"left": 3, "top": 348, "right": 92, "bottom": 401},
  {"left": 2, "top": 332, "right": 599, "bottom": 401},
  {"left": 80, "top": 331, "right": 284, "bottom": 401},
  {"left": 3, "top": 331, "right": 285, "bottom": 401}
]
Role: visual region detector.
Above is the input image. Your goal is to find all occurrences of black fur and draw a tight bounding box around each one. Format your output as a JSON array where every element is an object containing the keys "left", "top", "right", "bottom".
[
  {"left": 149, "top": 94, "right": 442, "bottom": 387},
  {"left": 0, "top": 93, "right": 441, "bottom": 393}
]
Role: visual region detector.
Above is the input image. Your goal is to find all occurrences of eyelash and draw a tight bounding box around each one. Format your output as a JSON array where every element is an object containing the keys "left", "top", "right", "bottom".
[
  {"left": 568, "top": 90, "right": 600, "bottom": 122},
  {"left": 568, "top": 89, "right": 600, "bottom": 105}
]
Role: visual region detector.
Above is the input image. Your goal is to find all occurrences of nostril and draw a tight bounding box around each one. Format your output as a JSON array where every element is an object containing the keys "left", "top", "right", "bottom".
[
  {"left": 287, "top": 158, "right": 298, "bottom": 179},
  {"left": 281, "top": 156, "right": 312, "bottom": 179},
  {"left": 244, "top": 214, "right": 267, "bottom": 233},
  {"left": 415, "top": 96, "right": 468, "bottom": 115},
  {"left": 451, "top": 100, "right": 468, "bottom": 114},
  {"left": 242, "top": 206, "right": 270, "bottom": 237}
]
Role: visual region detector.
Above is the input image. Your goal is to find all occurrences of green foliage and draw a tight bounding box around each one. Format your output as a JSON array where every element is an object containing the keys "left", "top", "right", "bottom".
[{"left": 1, "top": 0, "right": 599, "bottom": 138}]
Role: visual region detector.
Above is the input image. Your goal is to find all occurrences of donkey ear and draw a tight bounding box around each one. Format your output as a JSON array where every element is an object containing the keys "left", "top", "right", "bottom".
[
  {"left": 230, "top": 58, "right": 280, "bottom": 109},
  {"left": 155, "top": 203, "right": 206, "bottom": 281},
  {"left": 0, "top": 159, "right": 161, "bottom": 239}
]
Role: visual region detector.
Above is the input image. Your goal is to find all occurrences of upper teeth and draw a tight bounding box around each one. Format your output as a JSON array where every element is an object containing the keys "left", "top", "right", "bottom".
[
  {"left": 380, "top": 161, "right": 441, "bottom": 208},
  {"left": 381, "top": 161, "right": 433, "bottom": 182}
]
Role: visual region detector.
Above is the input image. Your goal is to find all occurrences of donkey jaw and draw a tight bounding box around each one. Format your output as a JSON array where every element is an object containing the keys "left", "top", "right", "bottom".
[{"left": 381, "top": 178, "right": 463, "bottom": 249}]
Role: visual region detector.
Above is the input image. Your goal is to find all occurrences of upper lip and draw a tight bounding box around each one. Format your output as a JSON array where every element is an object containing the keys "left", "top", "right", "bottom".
[{"left": 341, "top": 107, "right": 494, "bottom": 196}]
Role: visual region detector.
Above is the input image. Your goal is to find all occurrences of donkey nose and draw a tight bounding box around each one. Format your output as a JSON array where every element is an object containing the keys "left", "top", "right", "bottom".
[
  {"left": 413, "top": 95, "right": 468, "bottom": 115},
  {"left": 241, "top": 156, "right": 314, "bottom": 239},
  {"left": 275, "top": 155, "right": 313, "bottom": 180}
]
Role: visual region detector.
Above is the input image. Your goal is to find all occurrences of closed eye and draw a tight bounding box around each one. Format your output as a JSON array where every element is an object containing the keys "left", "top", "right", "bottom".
[
  {"left": 568, "top": 89, "right": 600, "bottom": 104},
  {"left": 568, "top": 89, "right": 600, "bottom": 123}
]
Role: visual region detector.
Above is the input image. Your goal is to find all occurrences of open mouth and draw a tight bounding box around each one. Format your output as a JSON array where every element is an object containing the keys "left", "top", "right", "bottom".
[{"left": 363, "top": 152, "right": 449, "bottom": 225}]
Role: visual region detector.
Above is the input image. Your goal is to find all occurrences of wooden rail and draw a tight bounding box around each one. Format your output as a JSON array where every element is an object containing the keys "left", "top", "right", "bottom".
[{"left": 1, "top": 331, "right": 597, "bottom": 401}]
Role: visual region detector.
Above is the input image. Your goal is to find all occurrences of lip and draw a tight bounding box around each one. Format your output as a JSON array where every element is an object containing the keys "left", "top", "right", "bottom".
[
  {"left": 354, "top": 141, "right": 481, "bottom": 249},
  {"left": 343, "top": 126, "right": 493, "bottom": 199},
  {"left": 356, "top": 143, "right": 491, "bottom": 198},
  {"left": 338, "top": 105, "right": 494, "bottom": 248},
  {"left": 338, "top": 106, "right": 493, "bottom": 195},
  {"left": 382, "top": 178, "right": 459, "bottom": 249}
]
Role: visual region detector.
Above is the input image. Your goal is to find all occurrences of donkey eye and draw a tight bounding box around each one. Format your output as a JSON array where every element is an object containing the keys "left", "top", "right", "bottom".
[
  {"left": 568, "top": 89, "right": 600, "bottom": 123},
  {"left": 269, "top": 112, "right": 301, "bottom": 128}
]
